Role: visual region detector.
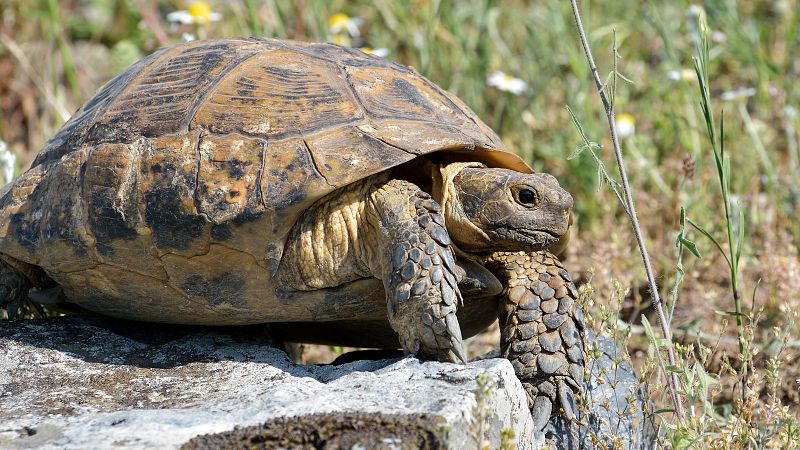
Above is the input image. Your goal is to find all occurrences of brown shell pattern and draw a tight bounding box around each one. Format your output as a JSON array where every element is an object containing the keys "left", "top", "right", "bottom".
[{"left": 0, "top": 38, "right": 529, "bottom": 323}]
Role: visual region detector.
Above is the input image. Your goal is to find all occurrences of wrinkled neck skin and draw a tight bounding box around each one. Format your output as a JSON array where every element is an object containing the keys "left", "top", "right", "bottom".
[{"left": 431, "top": 162, "right": 495, "bottom": 258}]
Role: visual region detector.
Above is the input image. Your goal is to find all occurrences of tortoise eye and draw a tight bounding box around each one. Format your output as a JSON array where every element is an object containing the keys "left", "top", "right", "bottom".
[{"left": 517, "top": 188, "right": 538, "bottom": 206}]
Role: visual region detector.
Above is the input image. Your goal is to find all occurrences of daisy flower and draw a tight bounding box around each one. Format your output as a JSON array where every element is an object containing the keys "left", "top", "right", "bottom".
[
  {"left": 667, "top": 68, "right": 696, "bottom": 82},
  {"left": 0, "top": 140, "right": 16, "bottom": 186},
  {"left": 720, "top": 87, "right": 756, "bottom": 101},
  {"left": 328, "top": 13, "right": 363, "bottom": 37},
  {"left": 616, "top": 113, "right": 636, "bottom": 138},
  {"left": 167, "top": 1, "right": 221, "bottom": 25},
  {"left": 359, "top": 47, "right": 389, "bottom": 58},
  {"left": 487, "top": 71, "right": 528, "bottom": 95}
]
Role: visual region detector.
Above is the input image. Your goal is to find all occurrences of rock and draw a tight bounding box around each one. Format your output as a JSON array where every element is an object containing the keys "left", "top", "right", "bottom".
[
  {"left": 477, "top": 332, "right": 655, "bottom": 450},
  {"left": 544, "top": 331, "right": 656, "bottom": 450},
  {"left": 0, "top": 317, "right": 539, "bottom": 450}
]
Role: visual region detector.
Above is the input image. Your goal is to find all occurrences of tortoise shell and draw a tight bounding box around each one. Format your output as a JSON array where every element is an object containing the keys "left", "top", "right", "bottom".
[{"left": 0, "top": 38, "right": 531, "bottom": 325}]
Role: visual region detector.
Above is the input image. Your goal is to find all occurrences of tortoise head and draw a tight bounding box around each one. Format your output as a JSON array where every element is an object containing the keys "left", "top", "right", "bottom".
[{"left": 440, "top": 165, "right": 573, "bottom": 254}]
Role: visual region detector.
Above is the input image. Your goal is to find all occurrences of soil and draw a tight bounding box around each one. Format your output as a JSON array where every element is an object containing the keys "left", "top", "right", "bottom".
[{"left": 181, "top": 412, "right": 446, "bottom": 450}]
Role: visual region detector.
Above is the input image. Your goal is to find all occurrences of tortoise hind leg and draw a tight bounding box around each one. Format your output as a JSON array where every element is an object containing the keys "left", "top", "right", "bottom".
[
  {"left": 0, "top": 256, "right": 54, "bottom": 319},
  {"left": 0, "top": 258, "right": 32, "bottom": 319},
  {"left": 483, "top": 251, "right": 586, "bottom": 432}
]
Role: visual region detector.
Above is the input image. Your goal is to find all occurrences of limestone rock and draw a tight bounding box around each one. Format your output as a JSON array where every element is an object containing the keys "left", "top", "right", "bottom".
[
  {"left": 0, "top": 317, "right": 538, "bottom": 450},
  {"left": 545, "top": 331, "right": 656, "bottom": 450}
]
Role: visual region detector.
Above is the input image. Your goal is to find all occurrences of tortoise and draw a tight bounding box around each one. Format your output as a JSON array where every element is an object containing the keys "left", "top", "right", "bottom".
[{"left": 0, "top": 38, "right": 585, "bottom": 430}]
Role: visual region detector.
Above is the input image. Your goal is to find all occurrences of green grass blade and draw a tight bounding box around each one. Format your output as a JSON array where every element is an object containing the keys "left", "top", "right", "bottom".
[{"left": 687, "top": 218, "right": 732, "bottom": 271}]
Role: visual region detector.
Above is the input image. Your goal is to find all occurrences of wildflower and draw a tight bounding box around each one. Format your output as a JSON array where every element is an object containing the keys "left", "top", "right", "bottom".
[
  {"left": 328, "top": 13, "right": 363, "bottom": 37},
  {"left": 181, "top": 33, "right": 196, "bottom": 42},
  {"left": 687, "top": 4, "right": 705, "bottom": 19},
  {"left": 331, "top": 34, "right": 351, "bottom": 47},
  {"left": 487, "top": 71, "right": 528, "bottom": 95},
  {"left": 167, "top": 1, "right": 221, "bottom": 25},
  {"left": 711, "top": 31, "right": 727, "bottom": 43},
  {"left": 667, "top": 68, "right": 696, "bottom": 82},
  {"left": 616, "top": 113, "right": 636, "bottom": 138},
  {"left": 359, "top": 47, "right": 389, "bottom": 58},
  {"left": 720, "top": 87, "right": 756, "bottom": 101},
  {"left": 0, "top": 140, "right": 16, "bottom": 186}
]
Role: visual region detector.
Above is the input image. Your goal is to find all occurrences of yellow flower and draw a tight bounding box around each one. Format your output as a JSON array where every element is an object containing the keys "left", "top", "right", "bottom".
[
  {"left": 616, "top": 113, "right": 636, "bottom": 138},
  {"left": 331, "top": 34, "right": 352, "bottom": 47},
  {"left": 167, "top": 1, "right": 221, "bottom": 25},
  {"left": 328, "top": 13, "right": 363, "bottom": 37},
  {"left": 359, "top": 47, "right": 389, "bottom": 57},
  {"left": 667, "top": 68, "right": 696, "bottom": 82}
]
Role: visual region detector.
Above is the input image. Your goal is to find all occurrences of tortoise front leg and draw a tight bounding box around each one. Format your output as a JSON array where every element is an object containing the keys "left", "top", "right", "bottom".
[
  {"left": 483, "top": 251, "right": 586, "bottom": 431},
  {"left": 367, "top": 179, "right": 467, "bottom": 364}
]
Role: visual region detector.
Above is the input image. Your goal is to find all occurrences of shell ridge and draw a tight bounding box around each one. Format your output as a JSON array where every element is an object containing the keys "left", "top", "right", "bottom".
[
  {"left": 75, "top": 148, "right": 98, "bottom": 267},
  {"left": 365, "top": 132, "right": 420, "bottom": 156},
  {"left": 413, "top": 75, "right": 481, "bottom": 131},
  {"left": 336, "top": 61, "right": 375, "bottom": 129},
  {"left": 184, "top": 43, "right": 266, "bottom": 132},
  {"left": 269, "top": 40, "right": 339, "bottom": 65},
  {"left": 192, "top": 129, "right": 210, "bottom": 224},
  {"left": 256, "top": 139, "right": 269, "bottom": 210},
  {"left": 300, "top": 137, "right": 335, "bottom": 188}
]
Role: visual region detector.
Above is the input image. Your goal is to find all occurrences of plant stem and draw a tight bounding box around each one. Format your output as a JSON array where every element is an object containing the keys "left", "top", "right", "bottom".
[{"left": 569, "top": 0, "right": 684, "bottom": 423}]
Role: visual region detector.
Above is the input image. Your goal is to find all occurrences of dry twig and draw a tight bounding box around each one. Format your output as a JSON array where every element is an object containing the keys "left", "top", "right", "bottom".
[{"left": 568, "top": 0, "right": 685, "bottom": 423}]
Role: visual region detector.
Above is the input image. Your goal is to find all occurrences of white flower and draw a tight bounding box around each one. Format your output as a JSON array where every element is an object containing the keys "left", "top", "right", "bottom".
[
  {"left": 667, "top": 68, "right": 696, "bottom": 82},
  {"left": 687, "top": 4, "right": 705, "bottom": 18},
  {"left": 0, "top": 140, "right": 16, "bottom": 186},
  {"left": 181, "top": 33, "right": 196, "bottom": 42},
  {"left": 720, "top": 87, "right": 756, "bottom": 101},
  {"left": 167, "top": 10, "right": 194, "bottom": 24},
  {"left": 328, "top": 13, "right": 363, "bottom": 37},
  {"left": 616, "top": 113, "right": 636, "bottom": 138},
  {"left": 711, "top": 31, "right": 727, "bottom": 43},
  {"left": 167, "top": 1, "right": 221, "bottom": 25},
  {"left": 360, "top": 47, "right": 389, "bottom": 58},
  {"left": 487, "top": 71, "right": 528, "bottom": 95}
]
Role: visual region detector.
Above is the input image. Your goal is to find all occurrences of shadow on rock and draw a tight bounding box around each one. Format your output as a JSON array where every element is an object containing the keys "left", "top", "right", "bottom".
[{"left": 0, "top": 316, "right": 402, "bottom": 377}]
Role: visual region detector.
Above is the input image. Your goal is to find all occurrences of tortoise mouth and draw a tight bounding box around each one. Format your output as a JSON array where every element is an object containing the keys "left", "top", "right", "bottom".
[
  {"left": 483, "top": 227, "right": 563, "bottom": 252},
  {"left": 514, "top": 228, "right": 563, "bottom": 249}
]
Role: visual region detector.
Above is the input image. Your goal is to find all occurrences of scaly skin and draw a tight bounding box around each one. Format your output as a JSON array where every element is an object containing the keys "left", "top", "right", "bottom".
[
  {"left": 0, "top": 256, "right": 52, "bottom": 318},
  {"left": 481, "top": 250, "right": 586, "bottom": 431},
  {"left": 374, "top": 182, "right": 466, "bottom": 363},
  {"left": 0, "top": 259, "right": 29, "bottom": 319},
  {"left": 277, "top": 174, "right": 466, "bottom": 363}
]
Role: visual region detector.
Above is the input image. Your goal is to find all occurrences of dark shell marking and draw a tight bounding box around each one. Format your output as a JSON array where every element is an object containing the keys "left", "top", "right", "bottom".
[{"left": 0, "top": 37, "right": 529, "bottom": 324}]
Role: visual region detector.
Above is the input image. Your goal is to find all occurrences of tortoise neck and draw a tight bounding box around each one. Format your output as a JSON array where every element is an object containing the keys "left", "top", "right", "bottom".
[{"left": 431, "top": 162, "right": 492, "bottom": 256}]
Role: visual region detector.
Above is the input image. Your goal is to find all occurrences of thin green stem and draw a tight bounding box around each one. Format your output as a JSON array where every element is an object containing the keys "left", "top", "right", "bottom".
[
  {"left": 692, "top": 20, "right": 748, "bottom": 402},
  {"left": 569, "top": 0, "right": 685, "bottom": 424}
]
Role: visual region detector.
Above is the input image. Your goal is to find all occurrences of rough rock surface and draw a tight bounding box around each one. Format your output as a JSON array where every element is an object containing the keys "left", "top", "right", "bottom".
[
  {"left": 545, "top": 331, "right": 656, "bottom": 450},
  {"left": 0, "top": 317, "right": 538, "bottom": 450},
  {"left": 0, "top": 317, "right": 654, "bottom": 449}
]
